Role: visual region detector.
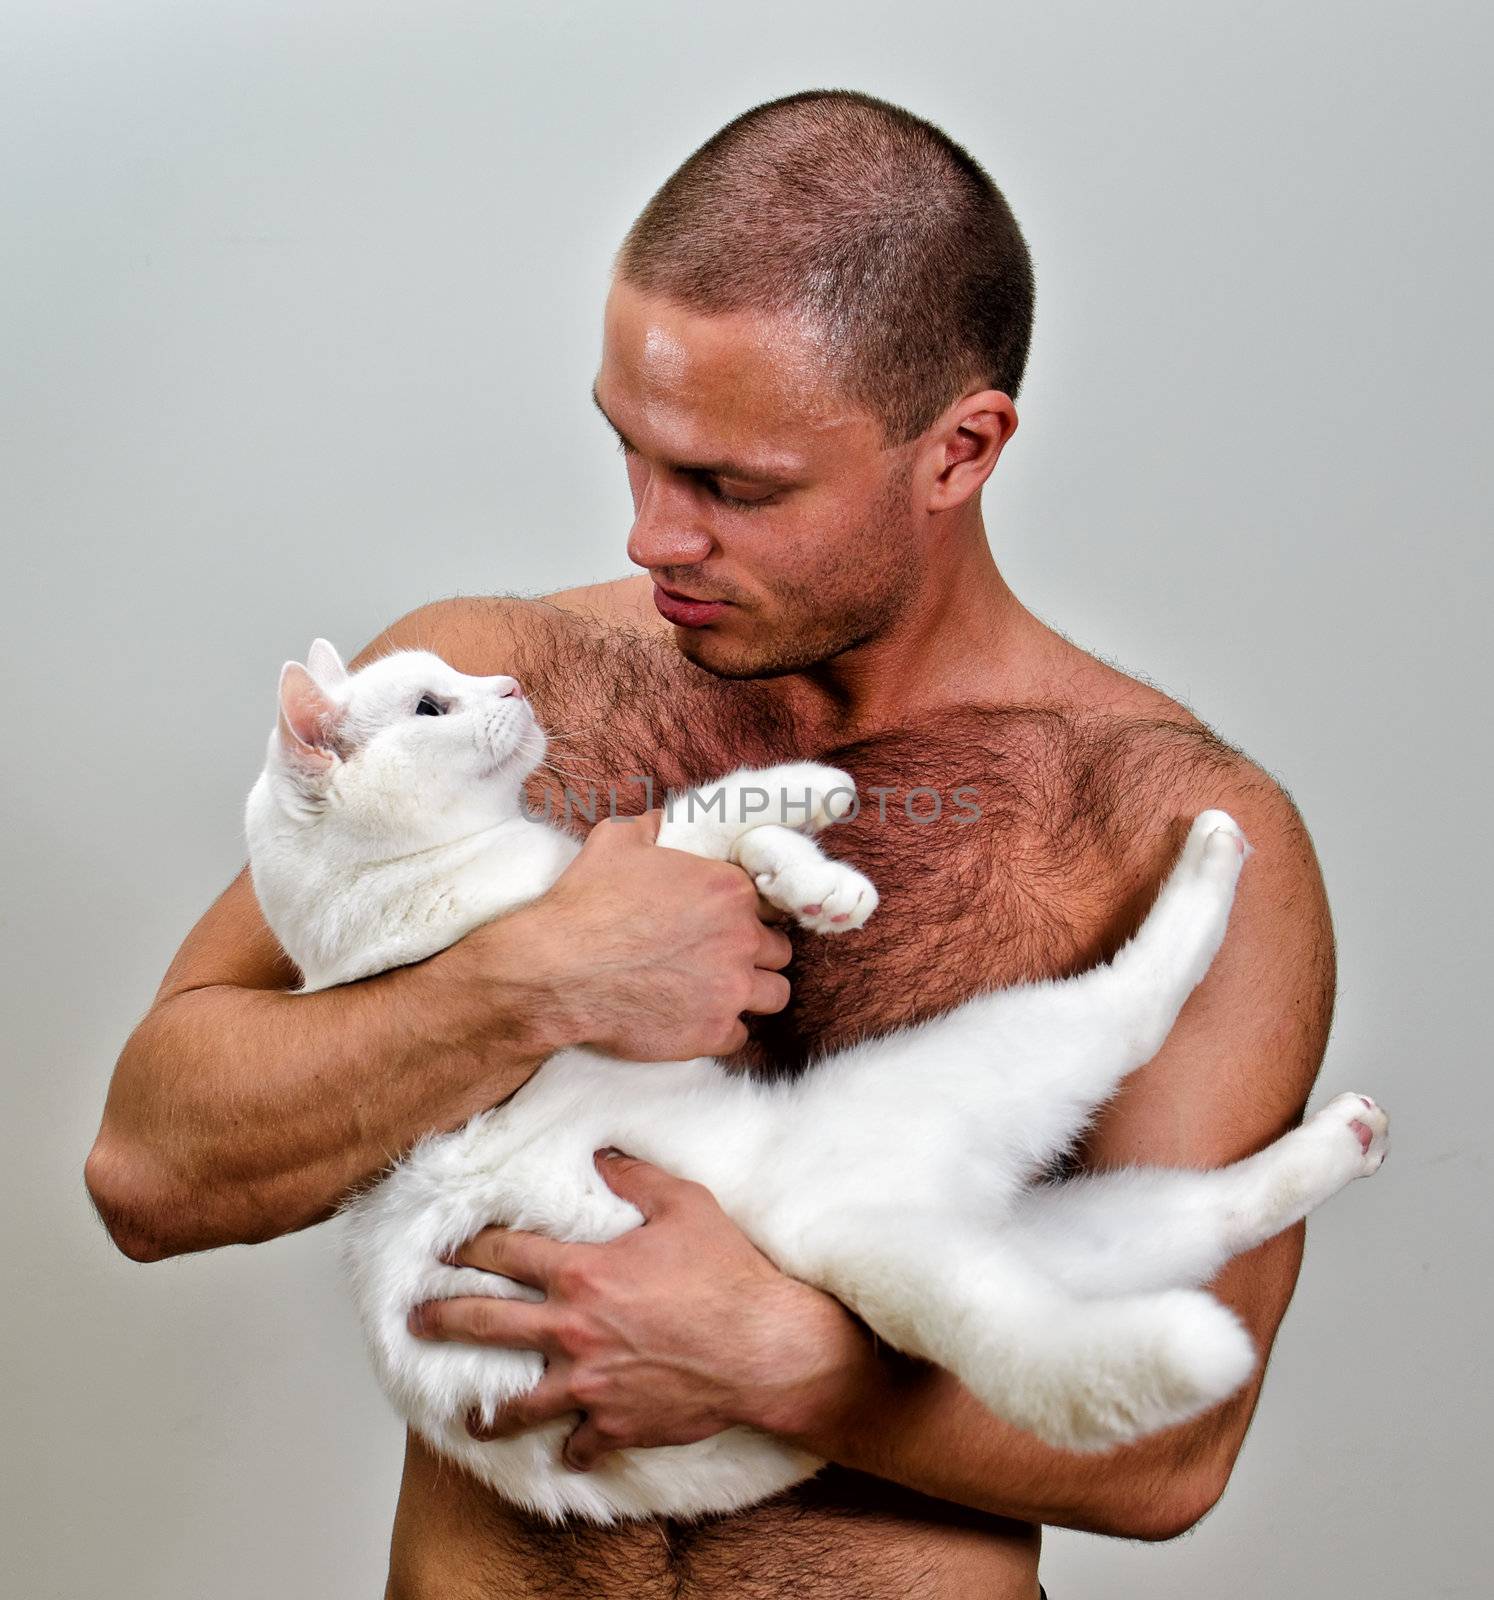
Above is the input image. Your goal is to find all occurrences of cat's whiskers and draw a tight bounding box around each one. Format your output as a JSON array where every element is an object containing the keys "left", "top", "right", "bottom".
[{"left": 532, "top": 758, "right": 604, "bottom": 785}]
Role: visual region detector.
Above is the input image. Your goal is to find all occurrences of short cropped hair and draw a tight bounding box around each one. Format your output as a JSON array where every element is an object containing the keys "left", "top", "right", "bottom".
[{"left": 616, "top": 89, "right": 1036, "bottom": 444}]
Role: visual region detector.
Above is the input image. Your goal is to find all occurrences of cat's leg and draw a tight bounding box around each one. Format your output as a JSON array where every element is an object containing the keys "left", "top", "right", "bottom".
[
  {"left": 986, "top": 808, "right": 1253, "bottom": 1166},
  {"left": 1008, "top": 1092, "right": 1390, "bottom": 1297},
  {"left": 1093, "top": 809, "right": 1252, "bottom": 1061},
  {"left": 776, "top": 1211, "right": 1257, "bottom": 1452},
  {"left": 747, "top": 815, "right": 1251, "bottom": 1199},
  {"left": 733, "top": 824, "right": 877, "bottom": 933},
  {"left": 656, "top": 764, "right": 876, "bottom": 934},
  {"left": 656, "top": 762, "right": 858, "bottom": 859}
]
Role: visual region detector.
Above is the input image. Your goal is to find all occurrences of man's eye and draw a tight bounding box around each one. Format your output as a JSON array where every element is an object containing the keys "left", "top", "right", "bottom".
[
  {"left": 415, "top": 694, "right": 447, "bottom": 716},
  {"left": 715, "top": 484, "right": 774, "bottom": 511},
  {"left": 690, "top": 471, "right": 774, "bottom": 510}
]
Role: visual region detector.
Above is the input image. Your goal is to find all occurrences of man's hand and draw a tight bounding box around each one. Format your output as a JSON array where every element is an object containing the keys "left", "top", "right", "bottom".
[
  {"left": 408, "top": 1151, "right": 872, "bottom": 1472},
  {"left": 473, "top": 811, "right": 794, "bottom": 1061}
]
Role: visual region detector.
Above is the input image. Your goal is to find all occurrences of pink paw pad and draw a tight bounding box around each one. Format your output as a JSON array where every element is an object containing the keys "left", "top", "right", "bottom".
[
  {"left": 1348, "top": 1119, "right": 1373, "bottom": 1154},
  {"left": 830, "top": 912, "right": 850, "bottom": 924},
  {"left": 800, "top": 903, "right": 822, "bottom": 916}
]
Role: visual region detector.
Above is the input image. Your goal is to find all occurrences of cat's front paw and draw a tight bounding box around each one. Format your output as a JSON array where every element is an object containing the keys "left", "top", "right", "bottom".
[
  {"left": 756, "top": 857, "right": 878, "bottom": 934},
  {"left": 748, "top": 762, "right": 858, "bottom": 834}
]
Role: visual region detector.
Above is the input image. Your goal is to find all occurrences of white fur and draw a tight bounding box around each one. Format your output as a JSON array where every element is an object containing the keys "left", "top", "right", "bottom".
[{"left": 244, "top": 641, "right": 1388, "bottom": 1522}]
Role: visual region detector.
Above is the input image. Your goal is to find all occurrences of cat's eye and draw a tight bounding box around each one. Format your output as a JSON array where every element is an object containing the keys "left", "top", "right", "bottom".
[{"left": 415, "top": 694, "right": 448, "bottom": 717}]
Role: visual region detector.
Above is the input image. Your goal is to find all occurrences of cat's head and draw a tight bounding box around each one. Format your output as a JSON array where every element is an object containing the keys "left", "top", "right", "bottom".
[{"left": 256, "top": 638, "right": 545, "bottom": 855}]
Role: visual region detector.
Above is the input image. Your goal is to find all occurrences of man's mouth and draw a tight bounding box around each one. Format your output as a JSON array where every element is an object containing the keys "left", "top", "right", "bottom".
[{"left": 652, "top": 583, "right": 731, "bottom": 629}]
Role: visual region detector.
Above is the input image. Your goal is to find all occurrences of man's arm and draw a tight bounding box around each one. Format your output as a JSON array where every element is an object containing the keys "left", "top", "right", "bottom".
[
  {"left": 86, "top": 863, "right": 552, "bottom": 1261},
  {"left": 416, "top": 765, "right": 1337, "bottom": 1540},
  {"left": 776, "top": 770, "right": 1334, "bottom": 1538},
  {"left": 775, "top": 1244, "right": 1297, "bottom": 1540},
  {"left": 85, "top": 599, "right": 793, "bottom": 1262}
]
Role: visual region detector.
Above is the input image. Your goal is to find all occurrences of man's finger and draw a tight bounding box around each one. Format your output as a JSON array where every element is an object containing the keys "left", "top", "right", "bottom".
[
  {"left": 562, "top": 1414, "right": 617, "bottom": 1473},
  {"left": 755, "top": 893, "right": 792, "bottom": 926},
  {"left": 745, "top": 969, "right": 790, "bottom": 1017},
  {"left": 593, "top": 1149, "right": 701, "bottom": 1218},
  {"left": 450, "top": 1226, "right": 566, "bottom": 1288},
  {"left": 713, "top": 1018, "right": 750, "bottom": 1056},
  {"left": 754, "top": 923, "right": 794, "bottom": 969},
  {"left": 466, "top": 1373, "right": 578, "bottom": 1441},
  {"left": 587, "top": 807, "right": 662, "bottom": 847},
  {"left": 408, "top": 1295, "right": 552, "bottom": 1349}
]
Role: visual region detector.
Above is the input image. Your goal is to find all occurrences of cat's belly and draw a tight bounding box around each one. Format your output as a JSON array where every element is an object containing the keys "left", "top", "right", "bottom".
[
  {"left": 387, "top": 1434, "right": 1044, "bottom": 1600},
  {"left": 341, "top": 1049, "right": 823, "bottom": 1521}
]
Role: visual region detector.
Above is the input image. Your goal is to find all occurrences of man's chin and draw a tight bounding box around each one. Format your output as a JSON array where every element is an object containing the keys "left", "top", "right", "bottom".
[
  {"left": 670, "top": 621, "right": 852, "bottom": 682},
  {"left": 668, "top": 625, "right": 771, "bottom": 680}
]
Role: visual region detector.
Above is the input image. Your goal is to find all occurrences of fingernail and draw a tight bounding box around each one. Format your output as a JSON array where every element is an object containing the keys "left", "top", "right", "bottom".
[
  {"left": 407, "top": 1306, "right": 427, "bottom": 1337},
  {"left": 596, "top": 1146, "right": 621, "bottom": 1161}
]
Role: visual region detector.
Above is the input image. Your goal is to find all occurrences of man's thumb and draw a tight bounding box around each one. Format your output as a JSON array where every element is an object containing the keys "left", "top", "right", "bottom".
[
  {"left": 594, "top": 1148, "right": 672, "bottom": 1215},
  {"left": 588, "top": 807, "right": 661, "bottom": 847}
]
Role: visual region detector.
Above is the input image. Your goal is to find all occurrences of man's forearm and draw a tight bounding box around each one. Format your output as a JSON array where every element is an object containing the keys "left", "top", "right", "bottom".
[
  {"left": 743, "top": 1279, "right": 1252, "bottom": 1541},
  {"left": 89, "top": 810, "right": 799, "bottom": 1264},
  {"left": 788, "top": 1340, "right": 1245, "bottom": 1541},
  {"left": 85, "top": 920, "right": 559, "bottom": 1259}
]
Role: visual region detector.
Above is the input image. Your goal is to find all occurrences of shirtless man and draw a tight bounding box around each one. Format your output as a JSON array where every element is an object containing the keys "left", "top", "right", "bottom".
[{"left": 85, "top": 91, "right": 1336, "bottom": 1599}]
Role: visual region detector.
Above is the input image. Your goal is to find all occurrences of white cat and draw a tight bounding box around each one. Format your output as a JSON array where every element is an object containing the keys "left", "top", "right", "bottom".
[{"left": 244, "top": 639, "right": 1388, "bottom": 1524}]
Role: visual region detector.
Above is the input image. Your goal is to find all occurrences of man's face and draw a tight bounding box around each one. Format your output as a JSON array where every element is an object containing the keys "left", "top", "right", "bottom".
[{"left": 594, "top": 277, "right": 921, "bottom": 679}]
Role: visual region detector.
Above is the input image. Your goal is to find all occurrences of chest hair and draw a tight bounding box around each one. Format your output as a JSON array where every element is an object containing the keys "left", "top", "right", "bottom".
[
  {"left": 433, "top": 602, "right": 1249, "bottom": 1591},
  {"left": 509, "top": 606, "right": 1244, "bottom": 1078}
]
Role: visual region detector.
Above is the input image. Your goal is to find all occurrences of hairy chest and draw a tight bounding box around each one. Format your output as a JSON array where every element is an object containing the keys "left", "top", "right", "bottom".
[{"left": 516, "top": 627, "right": 1198, "bottom": 1076}]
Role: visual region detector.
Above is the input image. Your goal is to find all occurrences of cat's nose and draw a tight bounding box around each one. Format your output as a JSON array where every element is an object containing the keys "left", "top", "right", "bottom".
[{"left": 493, "top": 676, "right": 523, "bottom": 700}]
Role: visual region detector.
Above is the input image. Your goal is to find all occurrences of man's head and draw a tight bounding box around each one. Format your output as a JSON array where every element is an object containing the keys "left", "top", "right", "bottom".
[{"left": 594, "top": 89, "right": 1035, "bottom": 679}]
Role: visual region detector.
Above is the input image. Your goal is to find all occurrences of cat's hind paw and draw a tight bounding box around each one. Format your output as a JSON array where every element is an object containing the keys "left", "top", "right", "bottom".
[
  {"left": 1313, "top": 1091, "right": 1390, "bottom": 1177},
  {"left": 1183, "top": 809, "right": 1252, "bottom": 880}
]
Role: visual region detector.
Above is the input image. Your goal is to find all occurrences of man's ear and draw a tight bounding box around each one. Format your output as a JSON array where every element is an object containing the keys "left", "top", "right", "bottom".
[
  {"left": 925, "top": 388, "right": 1019, "bottom": 513},
  {"left": 305, "top": 638, "right": 349, "bottom": 691},
  {"left": 275, "top": 661, "right": 342, "bottom": 778}
]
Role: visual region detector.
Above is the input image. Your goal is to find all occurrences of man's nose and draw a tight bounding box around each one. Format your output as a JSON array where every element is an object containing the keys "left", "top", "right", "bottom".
[{"left": 626, "top": 473, "right": 714, "bottom": 571}]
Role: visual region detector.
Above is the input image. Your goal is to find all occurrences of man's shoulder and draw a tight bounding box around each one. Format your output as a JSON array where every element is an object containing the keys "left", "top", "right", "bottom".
[
  {"left": 1094, "top": 701, "right": 1316, "bottom": 888},
  {"left": 349, "top": 576, "right": 663, "bottom": 676},
  {"left": 1039, "top": 644, "right": 1313, "bottom": 854},
  {"left": 1056, "top": 674, "right": 1330, "bottom": 975},
  {"left": 966, "top": 639, "right": 1326, "bottom": 945},
  {"left": 546, "top": 574, "right": 663, "bottom": 631}
]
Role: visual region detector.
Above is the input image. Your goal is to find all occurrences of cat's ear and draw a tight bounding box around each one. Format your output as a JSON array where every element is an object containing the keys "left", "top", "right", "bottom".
[
  {"left": 275, "top": 661, "right": 342, "bottom": 779},
  {"left": 305, "top": 638, "right": 348, "bottom": 691}
]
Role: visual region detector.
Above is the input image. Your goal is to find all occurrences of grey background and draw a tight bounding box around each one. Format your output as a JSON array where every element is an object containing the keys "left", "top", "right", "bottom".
[{"left": 3, "top": 2, "right": 1488, "bottom": 1595}]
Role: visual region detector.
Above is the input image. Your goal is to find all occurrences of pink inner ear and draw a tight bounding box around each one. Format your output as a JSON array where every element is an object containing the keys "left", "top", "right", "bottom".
[{"left": 276, "top": 662, "right": 340, "bottom": 772}]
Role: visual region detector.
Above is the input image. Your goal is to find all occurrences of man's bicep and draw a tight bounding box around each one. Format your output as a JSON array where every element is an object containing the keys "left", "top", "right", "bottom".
[
  {"left": 153, "top": 867, "right": 295, "bottom": 1000},
  {"left": 1083, "top": 771, "right": 1336, "bottom": 1173},
  {"left": 1075, "top": 774, "right": 1336, "bottom": 1470}
]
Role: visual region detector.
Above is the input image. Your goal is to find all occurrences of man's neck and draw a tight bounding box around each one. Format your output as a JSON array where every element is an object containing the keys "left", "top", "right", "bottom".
[{"left": 768, "top": 522, "right": 1068, "bottom": 742}]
